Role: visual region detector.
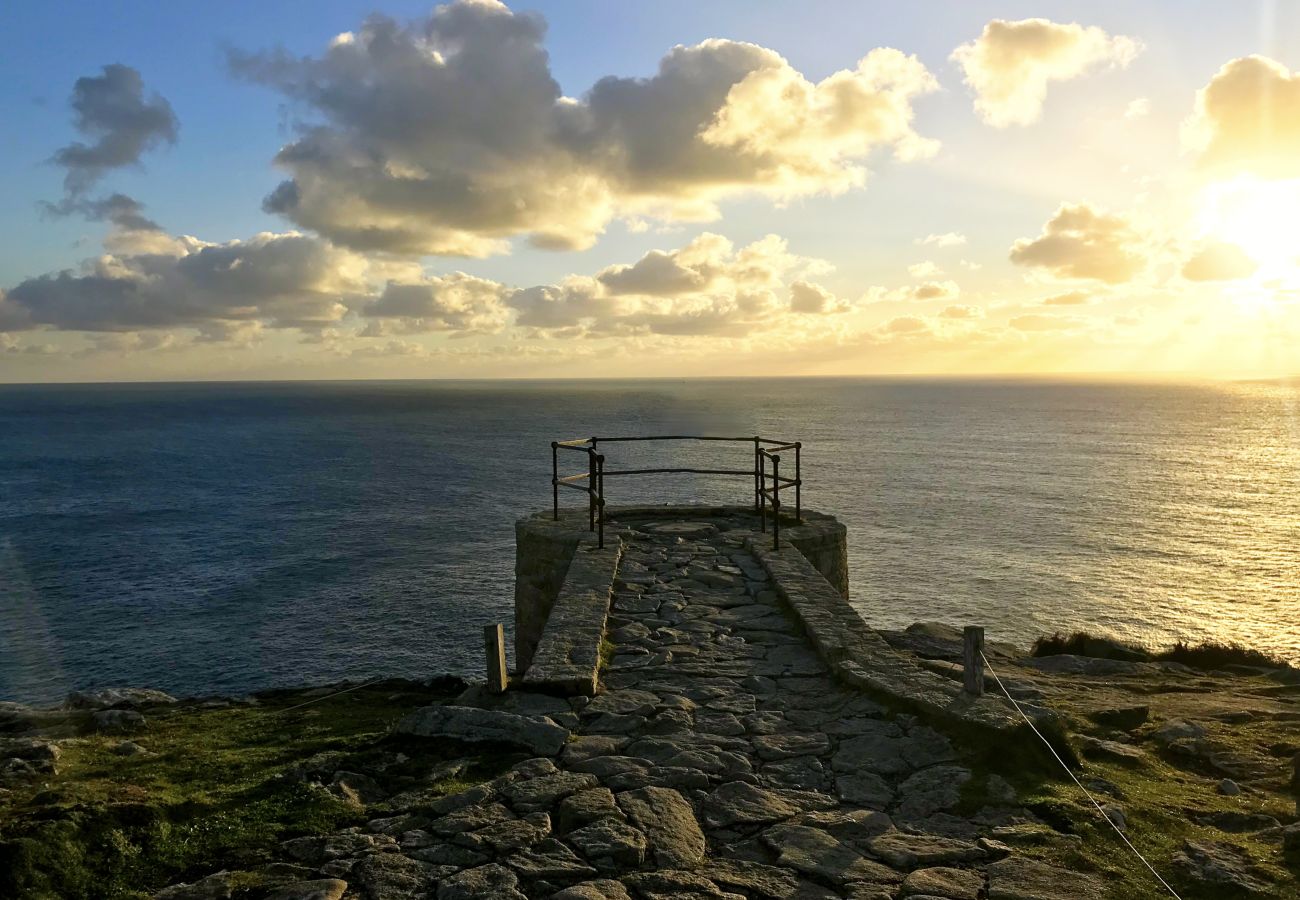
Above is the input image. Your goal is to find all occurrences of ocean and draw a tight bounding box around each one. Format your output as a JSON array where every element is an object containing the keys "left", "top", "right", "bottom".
[{"left": 1, "top": 377, "right": 1297, "bottom": 704}]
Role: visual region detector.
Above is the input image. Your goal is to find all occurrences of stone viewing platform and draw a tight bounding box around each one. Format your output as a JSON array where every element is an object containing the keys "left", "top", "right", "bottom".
[{"left": 384, "top": 503, "right": 1101, "bottom": 898}]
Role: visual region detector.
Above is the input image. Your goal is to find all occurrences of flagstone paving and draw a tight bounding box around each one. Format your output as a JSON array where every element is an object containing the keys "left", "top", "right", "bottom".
[{"left": 283, "top": 515, "right": 1102, "bottom": 900}]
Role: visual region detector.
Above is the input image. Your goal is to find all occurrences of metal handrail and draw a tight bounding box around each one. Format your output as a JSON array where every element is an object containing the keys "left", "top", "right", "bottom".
[{"left": 550, "top": 435, "right": 802, "bottom": 549}]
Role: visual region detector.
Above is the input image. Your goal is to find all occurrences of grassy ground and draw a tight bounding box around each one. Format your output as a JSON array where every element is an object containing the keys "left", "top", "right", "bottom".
[
  {"left": 0, "top": 681, "right": 513, "bottom": 900},
  {"left": 958, "top": 694, "right": 1299, "bottom": 898}
]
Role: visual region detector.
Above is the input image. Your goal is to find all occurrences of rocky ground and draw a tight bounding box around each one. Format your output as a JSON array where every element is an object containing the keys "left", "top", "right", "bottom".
[{"left": 4, "top": 513, "right": 1298, "bottom": 898}]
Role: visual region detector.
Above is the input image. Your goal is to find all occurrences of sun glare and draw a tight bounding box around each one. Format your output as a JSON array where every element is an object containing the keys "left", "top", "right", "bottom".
[{"left": 1198, "top": 176, "right": 1300, "bottom": 274}]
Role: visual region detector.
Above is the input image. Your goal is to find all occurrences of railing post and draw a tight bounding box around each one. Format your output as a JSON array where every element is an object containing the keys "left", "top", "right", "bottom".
[
  {"left": 484, "top": 623, "right": 508, "bottom": 693},
  {"left": 963, "top": 626, "right": 985, "bottom": 697},
  {"left": 753, "top": 437, "right": 760, "bottom": 513},
  {"left": 771, "top": 454, "right": 781, "bottom": 551},
  {"left": 551, "top": 441, "right": 559, "bottom": 520},
  {"left": 587, "top": 451, "right": 596, "bottom": 533},
  {"left": 596, "top": 454, "right": 605, "bottom": 549},
  {"left": 758, "top": 450, "right": 766, "bottom": 533},
  {"left": 794, "top": 442, "right": 802, "bottom": 523}
]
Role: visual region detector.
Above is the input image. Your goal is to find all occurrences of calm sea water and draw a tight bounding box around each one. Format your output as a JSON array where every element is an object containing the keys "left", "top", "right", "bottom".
[{"left": 1, "top": 378, "right": 1297, "bottom": 703}]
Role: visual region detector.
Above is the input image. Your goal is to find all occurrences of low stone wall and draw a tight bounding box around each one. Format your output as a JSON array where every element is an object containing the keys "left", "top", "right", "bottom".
[
  {"left": 513, "top": 512, "right": 584, "bottom": 673},
  {"left": 746, "top": 536, "right": 1076, "bottom": 764},
  {"left": 521, "top": 540, "right": 623, "bottom": 696}
]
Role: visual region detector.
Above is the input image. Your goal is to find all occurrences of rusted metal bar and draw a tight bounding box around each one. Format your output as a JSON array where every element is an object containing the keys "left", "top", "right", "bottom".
[
  {"left": 601, "top": 467, "right": 754, "bottom": 477},
  {"left": 764, "top": 442, "right": 800, "bottom": 453},
  {"left": 557, "top": 481, "right": 592, "bottom": 492},
  {"left": 557, "top": 472, "right": 590, "bottom": 483},
  {"left": 555, "top": 438, "right": 591, "bottom": 447},
  {"left": 588, "top": 451, "right": 596, "bottom": 533},
  {"left": 753, "top": 436, "right": 760, "bottom": 513},
  {"left": 593, "top": 435, "right": 758, "bottom": 443},
  {"left": 758, "top": 450, "right": 767, "bottom": 533},
  {"left": 551, "top": 441, "right": 559, "bottom": 520},
  {"left": 596, "top": 454, "right": 605, "bottom": 549},
  {"left": 771, "top": 453, "right": 781, "bottom": 550},
  {"left": 795, "top": 442, "right": 802, "bottom": 523}
]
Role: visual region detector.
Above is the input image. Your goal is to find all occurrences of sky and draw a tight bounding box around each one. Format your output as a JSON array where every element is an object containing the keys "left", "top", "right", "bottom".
[{"left": 2, "top": 0, "right": 1299, "bottom": 382}]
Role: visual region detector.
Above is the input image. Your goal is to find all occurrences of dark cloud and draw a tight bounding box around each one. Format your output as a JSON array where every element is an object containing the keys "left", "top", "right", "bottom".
[
  {"left": 50, "top": 64, "right": 178, "bottom": 200},
  {"left": 228, "top": 0, "right": 937, "bottom": 256},
  {"left": 3, "top": 232, "right": 363, "bottom": 333}
]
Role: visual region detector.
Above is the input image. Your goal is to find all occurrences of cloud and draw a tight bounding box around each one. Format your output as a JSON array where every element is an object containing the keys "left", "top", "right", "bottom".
[
  {"left": 362, "top": 273, "right": 511, "bottom": 333},
  {"left": 1184, "top": 56, "right": 1300, "bottom": 178},
  {"left": 49, "top": 64, "right": 178, "bottom": 200},
  {"left": 1010, "top": 203, "right": 1148, "bottom": 283},
  {"left": 1181, "top": 242, "right": 1258, "bottom": 281},
  {"left": 228, "top": 0, "right": 938, "bottom": 256},
  {"left": 907, "top": 261, "right": 941, "bottom": 278},
  {"left": 789, "top": 281, "right": 849, "bottom": 314},
  {"left": 951, "top": 18, "right": 1141, "bottom": 127},
  {"left": 908, "top": 280, "right": 960, "bottom": 301},
  {"left": 881, "top": 315, "right": 931, "bottom": 334},
  {"left": 1042, "top": 290, "right": 1092, "bottom": 305},
  {"left": 1009, "top": 313, "right": 1088, "bottom": 331},
  {"left": 508, "top": 232, "right": 841, "bottom": 336},
  {"left": 1124, "top": 97, "right": 1150, "bottom": 120},
  {"left": 915, "top": 232, "right": 966, "bottom": 247},
  {"left": 3, "top": 220, "right": 367, "bottom": 334},
  {"left": 939, "top": 304, "right": 984, "bottom": 319}
]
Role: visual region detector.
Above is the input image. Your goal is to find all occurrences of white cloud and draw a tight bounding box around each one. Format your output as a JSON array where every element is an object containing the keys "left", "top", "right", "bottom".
[
  {"left": 915, "top": 232, "right": 967, "bottom": 247},
  {"left": 364, "top": 273, "right": 511, "bottom": 334},
  {"left": 508, "top": 232, "right": 842, "bottom": 337},
  {"left": 1010, "top": 203, "right": 1149, "bottom": 283},
  {"left": 907, "top": 261, "right": 942, "bottom": 278},
  {"left": 1183, "top": 55, "right": 1300, "bottom": 178},
  {"left": 951, "top": 18, "right": 1141, "bottom": 127},
  {"left": 939, "top": 304, "right": 984, "bottom": 319},
  {"left": 228, "top": 0, "right": 939, "bottom": 256},
  {"left": 1124, "top": 97, "right": 1150, "bottom": 120}
]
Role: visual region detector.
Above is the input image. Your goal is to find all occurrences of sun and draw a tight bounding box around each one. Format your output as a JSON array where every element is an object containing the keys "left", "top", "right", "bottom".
[{"left": 1197, "top": 176, "right": 1300, "bottom": 274}]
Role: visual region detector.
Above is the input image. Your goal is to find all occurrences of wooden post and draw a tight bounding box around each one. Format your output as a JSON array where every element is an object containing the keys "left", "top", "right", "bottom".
[
  {"left": 484, "top": 623, "right": 508, "bottom": 694},
  {"left": 963, "top": 626, "right": 985, "bottom": 697}
]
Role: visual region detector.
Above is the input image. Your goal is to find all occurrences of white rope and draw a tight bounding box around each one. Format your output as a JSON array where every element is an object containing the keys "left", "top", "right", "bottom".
[
  {"left": 276, "top": 677, "right": 388, "bottom": 714},
  {"left": 979, "top": 650, "right": 1184, "bottom": 900}
]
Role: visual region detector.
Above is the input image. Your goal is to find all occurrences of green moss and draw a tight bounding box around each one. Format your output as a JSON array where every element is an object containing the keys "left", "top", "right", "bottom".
[{"left": 0, "top": 681, "right": 509, "bottom": 900}]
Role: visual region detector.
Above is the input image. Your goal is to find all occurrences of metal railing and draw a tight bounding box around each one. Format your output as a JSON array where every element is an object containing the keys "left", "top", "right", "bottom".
[{"left": 550, "top": 435, "right": 802, "bottom": 549}]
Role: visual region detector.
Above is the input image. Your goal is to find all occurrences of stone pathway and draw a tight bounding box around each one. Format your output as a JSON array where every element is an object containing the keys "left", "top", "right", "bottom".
[{"left": 282, "top": 515, "right": 1104, "bottom": 900}]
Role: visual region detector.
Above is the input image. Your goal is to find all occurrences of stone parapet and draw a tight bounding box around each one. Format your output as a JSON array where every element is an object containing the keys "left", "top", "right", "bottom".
[
  {"left": 746, "top": 536, "right": 1077, "bottom": 765},
  {"left": 521, "top": 540, "right": 623, "bottom": 696}
]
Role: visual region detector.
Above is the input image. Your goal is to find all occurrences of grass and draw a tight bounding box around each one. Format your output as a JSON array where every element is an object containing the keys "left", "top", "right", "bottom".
[
  {"left": 1032, "top": 631, "right": 1294, "bottom": 672},
  {"left": 0, "top": 680, "right": 516, "bottom": 900},
  {"left": 960, "top": 743, "right": 1297, "bottom": 899}
]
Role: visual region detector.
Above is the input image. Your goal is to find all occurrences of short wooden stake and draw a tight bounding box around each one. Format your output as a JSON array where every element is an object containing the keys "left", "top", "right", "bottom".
[
  {"left": 963, "top": 626, "right": 985, "bottom": 697},
  {"left": 484, "top": 623, "right": 508, "bottom": 694}
]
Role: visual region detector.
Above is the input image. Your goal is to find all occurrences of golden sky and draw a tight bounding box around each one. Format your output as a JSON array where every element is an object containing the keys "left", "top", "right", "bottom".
[{"left": 2, "top": 2, "right": 1299, "bottom": 381}]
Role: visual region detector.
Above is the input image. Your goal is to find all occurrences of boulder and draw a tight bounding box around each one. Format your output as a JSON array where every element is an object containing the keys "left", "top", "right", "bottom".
[
  {"left": 394, "top": 705, "right": 569, "bottom": 756},
  {"left": 1172, "top": 840, "right": 1273, "bottom": 895},
  {"left": 67, "top": 688, "right": 177, "bottom": 710},
  {"left": 92, "top": 709, "right": 147, "bottom": 734},
  {"left": 616, "top": 786, "right": 706, "bottom": 869},
  {"left": 263, "top": 881, "right": 348, "bottom": 900},
  {"left": 153, "top": 871, "right": 237, "bottom": 900},
  {"left": 986, "top": 857, "right": 1104, "bottom": 900}
]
